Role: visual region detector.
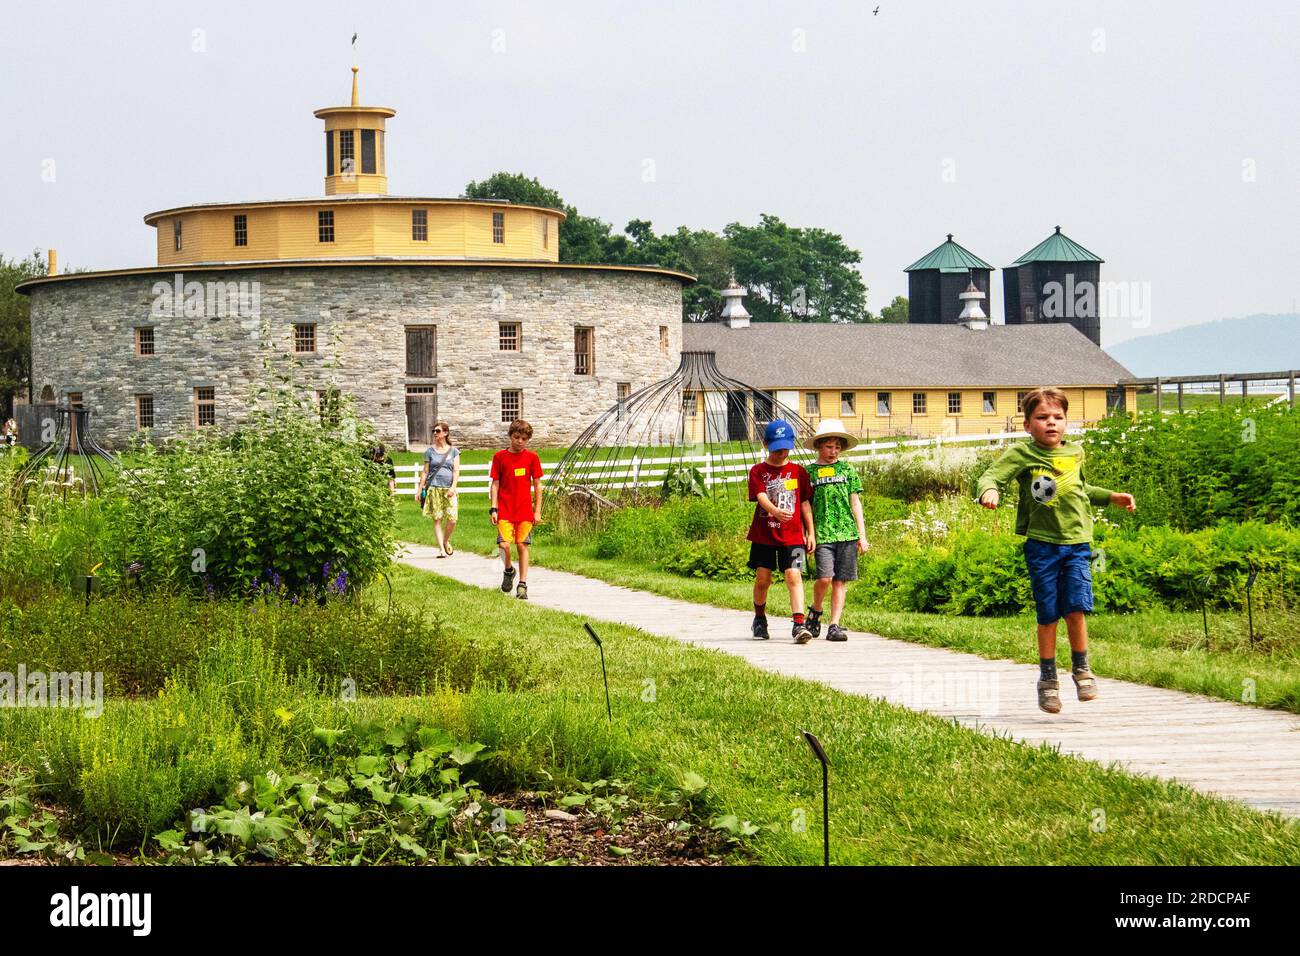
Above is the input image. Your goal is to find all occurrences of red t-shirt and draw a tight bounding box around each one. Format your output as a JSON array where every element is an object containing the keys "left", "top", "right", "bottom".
[
  {"left": 747, "top": 460, "right": 812, "bottom": 547},
  {"left": 490, "top": 449, "right": 544, "bottom": 523}
]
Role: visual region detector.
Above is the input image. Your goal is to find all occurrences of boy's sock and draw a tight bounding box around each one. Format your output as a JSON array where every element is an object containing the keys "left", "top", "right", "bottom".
[
  {"left": 808, "top": 607, "right": 822, "bottom": 621},
  {"left": 1071, "top": 650, "right": 1089, "bottom": 672},
  {"left": 1040, "top": 658, "right": 1058, "bottom": 681},
  {"left": 792, "top": 613, "right": 805, "bottom": 625}
]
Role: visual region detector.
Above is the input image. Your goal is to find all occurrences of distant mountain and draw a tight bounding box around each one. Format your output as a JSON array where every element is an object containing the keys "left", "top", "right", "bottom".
[{"left": 1106, "top": 314, "right": 1300, "bottom": 377}]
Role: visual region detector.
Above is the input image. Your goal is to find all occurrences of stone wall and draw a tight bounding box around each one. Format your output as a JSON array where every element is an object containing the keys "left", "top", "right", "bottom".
[{"left": 29, "top": 265, "right": 684, "bottom": 449}]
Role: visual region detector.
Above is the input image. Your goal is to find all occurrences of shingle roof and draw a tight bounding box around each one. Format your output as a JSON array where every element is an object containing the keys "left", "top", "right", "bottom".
[
  {"left": 903, "top": 235, "right": 995, "bottom": 273},
  {"left": 1011, "top": 226, "right": 1104, "bottom": 265},
  {"left": 682, "top": 322, "right": 1134, "bottom": 388}
]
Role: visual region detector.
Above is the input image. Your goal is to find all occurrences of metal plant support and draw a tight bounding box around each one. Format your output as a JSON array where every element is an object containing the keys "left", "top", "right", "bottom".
[
  {"left": 548, "top": 350, "right": 818, "bottom": 504},
  {"left": 14, "top": 405, "right": 123, "bottom": 502}
]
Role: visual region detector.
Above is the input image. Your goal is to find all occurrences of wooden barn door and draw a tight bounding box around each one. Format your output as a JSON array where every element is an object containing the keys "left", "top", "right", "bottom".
[{"left": 405, "top": 386, "right": 436, "bottom": 448}]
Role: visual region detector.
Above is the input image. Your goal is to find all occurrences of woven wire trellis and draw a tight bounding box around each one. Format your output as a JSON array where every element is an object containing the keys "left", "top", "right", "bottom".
[
  {"left": 547, "top": 350, "right": 819, "bottom": 504},
  {"left": 13, "top": 405, "right": 124, "bottom": 503}
]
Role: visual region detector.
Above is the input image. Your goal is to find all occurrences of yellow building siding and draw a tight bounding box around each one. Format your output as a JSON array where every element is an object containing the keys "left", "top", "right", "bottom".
[
  {"left": 151, "top": 202, "right": 562, "bottom": 265},
  {"left": 678, "top": 386, "right": 1125, "bottom": 444}
]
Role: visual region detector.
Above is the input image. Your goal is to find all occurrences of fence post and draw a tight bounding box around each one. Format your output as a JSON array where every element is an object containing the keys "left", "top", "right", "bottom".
[{"left": 631, "top": 456, "right": 641, "bottom": 492}]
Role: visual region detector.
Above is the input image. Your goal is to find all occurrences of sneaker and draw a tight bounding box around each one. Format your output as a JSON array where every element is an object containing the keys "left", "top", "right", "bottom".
[
  {"left": 1072, "top": 668, "right": 1099, "bottom": 702},
  {"left": 826, "top": 624, "right": 848, "bottom": 642},
  {"left": 501, "top": 566, "right": 516, "bottom": 593},
  {"left": 751, "top": 617, "right": 770, "bottom": 641},
  {"left": 806, "top": 609, "right": 823, "bottom": 640},
  {"left": 1037, "top": 679, "right": 1062, "bottom": 714},
  {"left": 516, "top": 581, "right": 528, "bottom": 601},
  {"left": 792, "top": 621, "right": 813, "bottom": 645}
]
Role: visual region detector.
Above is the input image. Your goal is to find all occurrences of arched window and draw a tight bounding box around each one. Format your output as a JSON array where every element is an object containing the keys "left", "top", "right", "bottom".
[{"left": 39, "top": 385, "right": 55, "bottom": 404}]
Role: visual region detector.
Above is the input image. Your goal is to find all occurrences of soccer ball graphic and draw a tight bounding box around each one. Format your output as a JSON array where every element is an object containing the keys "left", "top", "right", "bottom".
[{"left": 1031, "top": 475, "right": 1057, "bottom": 504}]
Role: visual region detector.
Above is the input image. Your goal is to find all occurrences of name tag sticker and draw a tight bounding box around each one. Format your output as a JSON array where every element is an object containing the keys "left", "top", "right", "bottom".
[
  {"left": 817, "top": 467, "right": 835, "bottom": 478},
  {"left": 514, "top": 467, "right": 527, "bottom": 477},
  {"left": 784, "top": 478, "right": 799, "bottom": 490}
]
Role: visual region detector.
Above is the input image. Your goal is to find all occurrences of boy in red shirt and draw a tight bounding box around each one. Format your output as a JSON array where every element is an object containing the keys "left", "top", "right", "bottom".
[
  {"left": 489, "top": 419, "right": 544, "bottom": 600},
  {"left": 747, "top": 419, "right": 816, "bottom": 643}
]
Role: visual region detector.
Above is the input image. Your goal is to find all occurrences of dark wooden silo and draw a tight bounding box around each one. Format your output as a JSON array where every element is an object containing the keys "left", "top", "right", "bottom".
[
  {"left": 1003, "top": 226, "right": 1104, "bottom": 345},
  {"left": 904, "top": 235, "right": 995, "bottom": 324}
]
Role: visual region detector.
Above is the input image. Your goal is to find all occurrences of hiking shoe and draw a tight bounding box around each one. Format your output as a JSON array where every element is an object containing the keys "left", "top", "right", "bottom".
[
  {"left": 501, "top": 566, "right": 516, "bottom": 593},
  {"left": 793, "top": 622, "right": 813, "bottom": 645},
  {"left": 751, "top": 617, "right": 770, "bottom": 641},
  {"left": 826, "top": 624, "right": 848, "bottom": 642},
  {"left": 806, "top": 609, "right": 823, "bottom": 640},
  {"left": 516, "top": 581, "right": 528, "bottom": 601},
  {"left": 1037, "top": 679, "right": 1062, "bottom": 714},
  {"left": 1072, "top": 668, "right": 1099, "bottom": 702}
]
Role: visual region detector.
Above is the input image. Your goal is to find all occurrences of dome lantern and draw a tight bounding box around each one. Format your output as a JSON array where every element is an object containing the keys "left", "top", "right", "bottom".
[{"left": 313, "top": 67, "right": 396, "bottom": 195}]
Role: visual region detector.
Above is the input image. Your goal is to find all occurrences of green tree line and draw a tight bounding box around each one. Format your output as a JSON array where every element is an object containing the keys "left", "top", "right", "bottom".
[{"left": 464, "top": 172, "right": 906, "bottom": 325}]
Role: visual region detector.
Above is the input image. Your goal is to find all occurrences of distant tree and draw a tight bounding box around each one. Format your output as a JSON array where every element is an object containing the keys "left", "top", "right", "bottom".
[
  {"left": 0, "top": 250, "right": 44, "bottom": 417},
  {"left": 725, "top": 215, "right": 867, "bottom": 323},
  {"left": 463, "top": 176, "right": 869, "bottom": 325},
  {"left": 879, "top": 295, "right": 909, "bottom": 323}
]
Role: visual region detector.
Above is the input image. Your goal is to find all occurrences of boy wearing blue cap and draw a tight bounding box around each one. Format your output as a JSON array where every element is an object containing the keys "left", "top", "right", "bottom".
[{"left": 747, "top": 419, "right": 816, "bottom": 643}]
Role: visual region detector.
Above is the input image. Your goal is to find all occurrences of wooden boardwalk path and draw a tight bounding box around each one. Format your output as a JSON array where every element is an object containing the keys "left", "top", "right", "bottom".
[{"left": 398, "top": 544, "right": 1300, "bottom": 819}]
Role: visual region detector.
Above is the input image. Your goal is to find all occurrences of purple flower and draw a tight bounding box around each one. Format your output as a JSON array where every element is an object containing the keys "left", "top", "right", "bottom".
[
  {"left": 290, "top": 594, "right": 299, "bottom": 606},
  {"left": 333, "top": 570, "right": 348, "bottom": 595},
  {"left": 271, "top": 572, "right": 281, "bottom": 589},
  {"left": 323, "top": 561, "right": 331, "bottom": 578}
]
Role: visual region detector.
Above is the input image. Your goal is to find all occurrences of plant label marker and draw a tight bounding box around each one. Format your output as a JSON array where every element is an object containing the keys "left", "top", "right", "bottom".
[
  {"left": 1245, "top": 565, "right": 1258, "bottom": 646},
  {"left": 584, "top": 622, "right": 612, "bottom": 724},
  {"left": 800, "top": 730, "right": 830, "bottom": 866}
]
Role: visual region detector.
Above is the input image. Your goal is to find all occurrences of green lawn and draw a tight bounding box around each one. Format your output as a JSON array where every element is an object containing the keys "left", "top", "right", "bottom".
[
  {"left": 1135, "top": 392, "right": 1282, "bottom": 412},
  {"left": 397, "top": 498, "right": 1300, "bottom": 714},
  {"left": 378, "top": 564, "right": 1299, "bottom": 864}
]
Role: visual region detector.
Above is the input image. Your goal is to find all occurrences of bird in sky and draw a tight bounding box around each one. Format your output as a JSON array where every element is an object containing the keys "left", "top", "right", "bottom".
[{"left": 873, "top": 6, "right": 880, "bottom": 14}]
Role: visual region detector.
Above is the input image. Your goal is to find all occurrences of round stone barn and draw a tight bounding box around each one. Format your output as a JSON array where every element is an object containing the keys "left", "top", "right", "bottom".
[{"left": 20, "top": 69, "right": 691, "bottom": 450}]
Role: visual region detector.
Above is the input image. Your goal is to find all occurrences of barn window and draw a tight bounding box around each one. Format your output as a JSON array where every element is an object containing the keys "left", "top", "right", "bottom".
[
  {"left": 492, "top": 211, "right": 505, "bottom": 244},
  {"left": 136, "top": 394, "right": 154, "bottom": 430},
  {"left": 412, "top": 209, "right": 428, "bottom": 241},
  {"left": 948, "top": 392, "right": 962, "bottom": 415},
  {"left": 318, "top": 210, "right": 335, "bottom": 243},
  {"left": 233, "top": 214, "right": 248, "bottom": 247},
  {"left": 195, "top": 387, "right": 215, "bottom": 427},
  {"left": 499, "top": 322, "right": 520, "bottom": 351},
  {"left": 574, "top": 327, "right": 594, "bottom": 375},
  {"left": 913, "top": 392, "right": 927, "bottom": 415},
  {"left": 501, "top": 389, "right": 522, "bottom": 422},
  {"left": 135, "top": 327, "right": 155, "bottom": 356}
]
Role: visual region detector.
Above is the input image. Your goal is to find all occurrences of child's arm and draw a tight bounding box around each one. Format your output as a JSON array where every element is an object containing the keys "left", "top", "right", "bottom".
[
  {"left": 489, "top": 478, "right": 500, "bottom": 524},
  {"left": 1082, "top": 466, "right": 1135, "bottom": 512},
  {"left": 975, "top": 444, "right": 1028, "bottom": 509},
  {"left": 532, "top": 477, "right": 543, "bottom": 523},
  {"left": 801, "top": 500, "right": 815, "bottom": 551},
  {"left": 850, "top": 492, "right": 869, "bottom": 554},
  {"left": 756, "top": 492, "right": 793, "bottom": 522}
]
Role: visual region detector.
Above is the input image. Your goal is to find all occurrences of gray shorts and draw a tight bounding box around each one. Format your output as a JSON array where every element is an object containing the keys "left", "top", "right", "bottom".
[{"left": 814, "top": 541, "right": 859, "bottom": 581}]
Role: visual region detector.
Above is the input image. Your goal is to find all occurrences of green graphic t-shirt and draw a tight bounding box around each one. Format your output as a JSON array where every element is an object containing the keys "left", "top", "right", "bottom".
[
  {"left": 974, "top": 440, "right": 1116, "bottom": 545},
  {"left": 810, "top": 460, "right": 864, "bottom": 543}
]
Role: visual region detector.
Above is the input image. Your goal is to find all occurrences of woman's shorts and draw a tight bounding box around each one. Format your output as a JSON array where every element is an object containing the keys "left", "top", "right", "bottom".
[
  {"left": 1023, "top": 538, "right": 1094, "bottom": 625},
  {"left": 422, "top": 487, "right": 459, "bottom": 521}
]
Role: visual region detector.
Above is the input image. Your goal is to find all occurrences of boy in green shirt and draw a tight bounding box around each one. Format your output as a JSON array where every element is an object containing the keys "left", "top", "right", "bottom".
[
  {"left": 975, "top": 387, "right": 1135, "bottom": 714},
  {"left": 805, "top": 420, "right": 869, "bottom": 642}
]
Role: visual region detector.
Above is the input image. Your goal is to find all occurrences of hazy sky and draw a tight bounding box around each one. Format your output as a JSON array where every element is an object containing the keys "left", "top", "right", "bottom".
[{"left": 2, "top": 0, "right": 1297, "bottom": 347}]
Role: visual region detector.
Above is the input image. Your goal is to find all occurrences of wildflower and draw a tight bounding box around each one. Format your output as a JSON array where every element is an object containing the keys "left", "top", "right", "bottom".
[
  {"left": 274, "top": 707, "right": 295, "bottom": 726},
  {"left": 271, "top": 571, "right": 281, "bottom": 589},
  {"left": 323, "top": 561, "right": 331, "bottom": 578}
]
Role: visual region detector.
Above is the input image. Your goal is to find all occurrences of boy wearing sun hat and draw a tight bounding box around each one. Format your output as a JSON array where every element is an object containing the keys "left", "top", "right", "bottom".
[{"left": 804, "top": 419, "right": 869, "bottom": 642}]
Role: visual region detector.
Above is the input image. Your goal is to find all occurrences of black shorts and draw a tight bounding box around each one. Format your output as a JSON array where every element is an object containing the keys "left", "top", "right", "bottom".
[{"left": 748, "top": 542, "right": 807, "bottom": 574}]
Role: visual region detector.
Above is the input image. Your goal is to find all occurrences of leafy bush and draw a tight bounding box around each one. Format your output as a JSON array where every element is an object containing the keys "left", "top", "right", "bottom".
[
  {"left": 660, "top": 464, "right": 707, "bottom": 499},
  {"left": 853, "top": 520, "right": 1300, "bottom": 617},
  {"left": 856, "top": 452, "right": 985, "bottom": 502},
  {"left": 117, "top": 397, "right": 396, "bottom": 597},
  {"left": 1082, "top": 404, "right": 1300, "bottom": 531},
  {"left": 0, "top": 587, "right": 540, "bottom": 700},
  {"left": 660, "top": 537, "right": 751, "bottom": 581}
]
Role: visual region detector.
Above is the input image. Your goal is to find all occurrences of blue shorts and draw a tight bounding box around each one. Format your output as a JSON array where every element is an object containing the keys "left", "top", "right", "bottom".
[{"left": 1023, "top": 539, "right": 1094, "bottom": 625}]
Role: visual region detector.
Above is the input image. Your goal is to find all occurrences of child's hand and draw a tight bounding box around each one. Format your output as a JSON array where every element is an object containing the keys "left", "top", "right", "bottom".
[
  {"left": 771, "top": 506, "right": 794, "bottom": 522},
  {"left": 534, "top": 508, "right": 543, "bottom": 524},
  {"left": 1110, "top": 492, "right": 1136, "bottom": 512},
  {"left": 804, "top": 531, "right": 816, "bottom": 552},
  {"left": 858, "top": 536, "right": 869, "bottom": 555},
  {"left": 979, "top": 489, "right": 999, "bottom": 509}
]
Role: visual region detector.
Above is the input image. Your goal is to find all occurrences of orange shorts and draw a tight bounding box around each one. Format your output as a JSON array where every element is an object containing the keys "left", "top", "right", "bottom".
[{"left": 496, "top": 519, "right": 533, "bottom": 547}]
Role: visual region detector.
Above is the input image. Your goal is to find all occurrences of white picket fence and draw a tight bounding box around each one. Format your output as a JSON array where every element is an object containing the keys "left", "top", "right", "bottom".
[{"left": 397, "top": 427, "right": 1076, "bottom": 498}]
